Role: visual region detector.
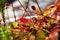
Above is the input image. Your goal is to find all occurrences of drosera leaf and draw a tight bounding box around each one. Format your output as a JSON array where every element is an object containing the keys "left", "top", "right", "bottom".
[{"left": 35, "top": 29, "right": 46, "bottom": 40}]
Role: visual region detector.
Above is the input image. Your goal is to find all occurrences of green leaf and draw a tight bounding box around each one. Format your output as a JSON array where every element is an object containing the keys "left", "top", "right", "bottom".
[
  {"left": 37, "top": 10, "right": 41, "bottom": 15},
  {"left": 0, "top": 0, "right": 5, "bottom": 11},
  {"left": 12, "top": 22, "right": 18, "bottom": 28},
  {"left": 35, "top": 30, "right": 46, "bottom": 40},
  {"left": 0, "top": 25, "right": 13, "bottom": 40}
]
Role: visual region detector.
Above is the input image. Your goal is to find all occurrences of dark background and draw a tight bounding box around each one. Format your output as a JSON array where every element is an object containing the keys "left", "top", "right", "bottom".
[{"left": 5, "top": 0, "right": 16, "bottom": 4}]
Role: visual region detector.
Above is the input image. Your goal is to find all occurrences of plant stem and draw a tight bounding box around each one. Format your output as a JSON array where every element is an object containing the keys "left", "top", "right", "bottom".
[
  {"left": 18, "top": 0, "right": 31, "bottom": 16},
  {"left": 35, "top": 0, "right": 42, "bottom": 13},
  {"left": 1, "top": 10, "right": 6, "bottom": 26},
  {"left": 11, "top": 0, "right": 16, "bottom": 21}
]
